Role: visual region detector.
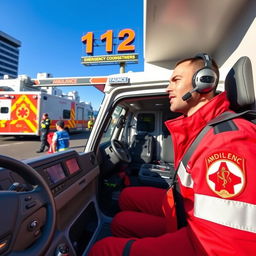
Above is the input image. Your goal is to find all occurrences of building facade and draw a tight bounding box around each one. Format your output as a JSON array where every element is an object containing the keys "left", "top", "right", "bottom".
[{"left": 0, "top": 31, "right": 21, "bottom": 79}]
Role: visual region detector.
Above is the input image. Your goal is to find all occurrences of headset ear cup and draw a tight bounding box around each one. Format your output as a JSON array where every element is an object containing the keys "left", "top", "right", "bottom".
[
  {"left": 192, "top": 70, "right": 199, "bottom": 89},
  {"left": 193, "top": 68, "right": 217, "bottom": 93}
]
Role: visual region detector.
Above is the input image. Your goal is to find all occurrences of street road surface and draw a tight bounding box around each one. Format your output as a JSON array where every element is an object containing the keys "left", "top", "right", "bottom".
[{"left": 0, "top": 131, "right": 90, "bottom": 161}]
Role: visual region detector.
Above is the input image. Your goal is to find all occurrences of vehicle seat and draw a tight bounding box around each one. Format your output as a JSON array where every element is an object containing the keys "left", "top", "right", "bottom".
[
  {"left": 155, "top": 133, "right": 174, "bottom": 170},
  {"left": 225, "top": 56, "right": 255, "bottom": 111},
  {"left": 138, "top": 133, "right": 174, "bottom": 188},
  {"left": 129, "top": 131, "right": 155, "bottom": 167},
  {"left": 138, "top": 113, "right": 179, "bottom": 188},
  {"left": 128, "top": 114, "right": 156, "bottom": 169}
]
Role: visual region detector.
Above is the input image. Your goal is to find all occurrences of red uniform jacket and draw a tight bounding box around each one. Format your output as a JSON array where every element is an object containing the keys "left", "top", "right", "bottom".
[{"left": 165, "top": 92, "right": 256, "bottom": 255}]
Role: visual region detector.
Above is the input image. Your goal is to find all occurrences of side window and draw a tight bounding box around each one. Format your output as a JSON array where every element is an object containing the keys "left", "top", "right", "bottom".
[
  {"left": 63, "top": 109, "right": 71, "bottom": 119},
  {"left": 0, "top": 107, "right": 9, "bottom": 114},
  {"left": 100, "top": 105, "right": 126, "bottom": 144},
  {"left": 137, "top": 113, "right": 155, "bottom": 132},
  {"left": 0, "top": 100, "right": 11, "bottom": 120}
]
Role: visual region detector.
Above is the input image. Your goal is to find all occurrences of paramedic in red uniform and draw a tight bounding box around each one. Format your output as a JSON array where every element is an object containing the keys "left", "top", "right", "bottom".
[{"left": 89, "top": 54, "right": 256, "bottom": 256}]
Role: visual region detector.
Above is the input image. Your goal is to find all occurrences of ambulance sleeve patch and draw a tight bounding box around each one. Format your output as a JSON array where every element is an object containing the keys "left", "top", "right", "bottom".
[{"left": 205, "top": 151, "right": 246, "bottom": 198}]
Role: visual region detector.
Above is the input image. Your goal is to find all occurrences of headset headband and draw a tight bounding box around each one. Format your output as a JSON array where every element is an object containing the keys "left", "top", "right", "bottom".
[
  {"left": 181, "top": 53, "right": 218, "bottom": 100},
  {"left": 194, "top": 53, "right": 213, "bottom": 68}
]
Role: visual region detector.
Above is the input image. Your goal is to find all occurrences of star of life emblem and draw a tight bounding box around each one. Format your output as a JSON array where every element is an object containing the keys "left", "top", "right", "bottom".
[
  {"left": 206, "top": 152, "right": 245, "bottom": 198},
  {"left": 16, "top": 103, "right": 30, "bottom": 119}
]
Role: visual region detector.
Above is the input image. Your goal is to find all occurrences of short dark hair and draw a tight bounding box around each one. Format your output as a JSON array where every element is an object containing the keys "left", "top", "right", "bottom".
[
  {"left": 176, "top": 56, "right": 219, "bottom": 78},
  {"left": 56, "top": 120, "right": 65, "bottom": 128}
]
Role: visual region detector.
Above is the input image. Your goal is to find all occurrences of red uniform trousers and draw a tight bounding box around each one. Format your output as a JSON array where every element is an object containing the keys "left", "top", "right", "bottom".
[
  {"left": 89, "top": 228, "right": 195, "bottom": 256},
  {"left": 112, "top": 186, "right": 167, "bottom": 237},
  {"left": 88, "top": 187, "right": 196, "bottom": 256}
]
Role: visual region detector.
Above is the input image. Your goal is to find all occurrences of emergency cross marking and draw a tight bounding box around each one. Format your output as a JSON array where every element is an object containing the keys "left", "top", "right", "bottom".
[
  {"left": 206, "top": 152, "right": 246, "bottom": 198},
  {"left": 10, "top": 94, "right": 38, "bottom": 133},
  {"left": 16, "top": 103, "right": 30, "bottom": 119}
]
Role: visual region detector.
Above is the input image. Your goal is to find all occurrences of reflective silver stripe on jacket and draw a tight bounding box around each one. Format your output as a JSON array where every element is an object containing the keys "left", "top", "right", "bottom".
[
  {"left": 177, "top": 162, "right": 194, "bottom": 188},
  {"left": 194, "top": 193, "right": 256, "bottom": 233},
  {"left": 58, "top": 138, "right": 69, "bottom": 141}
]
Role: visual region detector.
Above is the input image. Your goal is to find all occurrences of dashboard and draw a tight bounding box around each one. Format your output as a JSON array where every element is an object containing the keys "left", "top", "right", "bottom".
[
  {"left": 35, "top": 155, "right": 83, "bottom": 196},
  {"left": 0, "top": 150, "right": 97, "bottom": 197},
  {"left": 0, "top": 150, "right": 100, "bottom": 255}
]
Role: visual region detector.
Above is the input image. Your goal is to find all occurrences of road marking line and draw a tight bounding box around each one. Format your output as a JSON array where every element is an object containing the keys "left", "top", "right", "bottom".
[{"left": 0, "top": 142, "right": 24, "bottom": 147}]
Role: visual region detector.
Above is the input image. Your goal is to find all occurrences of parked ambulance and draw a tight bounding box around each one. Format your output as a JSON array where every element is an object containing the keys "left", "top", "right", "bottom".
[{"left": 0, "top": 74, "right": 94, "bottom": 136}]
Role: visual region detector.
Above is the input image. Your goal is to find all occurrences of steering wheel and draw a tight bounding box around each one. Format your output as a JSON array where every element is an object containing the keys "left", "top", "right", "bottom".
[
  {"left": 0, "top": 155, "right": 56, "bottom": 256},
  {"left": 111, "top": 139, "right": 132, "bottom": 163}
]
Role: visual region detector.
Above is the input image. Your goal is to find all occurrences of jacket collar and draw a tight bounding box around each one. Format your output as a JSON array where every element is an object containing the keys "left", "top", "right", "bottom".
[{"left": 165, "top": 92, "right": 230, "bottom": 168}]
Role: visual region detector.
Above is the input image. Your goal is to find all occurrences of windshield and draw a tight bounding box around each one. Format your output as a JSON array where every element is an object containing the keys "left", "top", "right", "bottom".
[{"left": 100, "top": 105, "right": 126, "bottom": 144}]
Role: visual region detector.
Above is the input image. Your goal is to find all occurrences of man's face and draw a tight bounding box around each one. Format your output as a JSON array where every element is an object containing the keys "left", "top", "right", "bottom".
[{"left": 166, "top": 60, "right": 201, "bottom": 116}]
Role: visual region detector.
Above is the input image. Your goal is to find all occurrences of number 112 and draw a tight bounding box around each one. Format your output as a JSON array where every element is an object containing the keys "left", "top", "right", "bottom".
[{"left": 81, "top": 29, "right": 136, "bottom": 54}]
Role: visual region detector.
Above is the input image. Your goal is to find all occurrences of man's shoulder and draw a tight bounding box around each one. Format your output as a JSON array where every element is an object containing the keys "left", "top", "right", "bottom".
[
  {"left": 209, "top": 111, "right": 256, "bottom": 134},
  {"left": 233, "top": 116, "right": 256, "bottom": 132},
  {"left": 56, "top": 130, "right": 69, "bottom": 136}
]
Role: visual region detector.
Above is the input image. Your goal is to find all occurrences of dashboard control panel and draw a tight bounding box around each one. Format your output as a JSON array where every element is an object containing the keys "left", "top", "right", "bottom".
[
  {"left": 0, "top": 150, "right": 97, "bottom": 197},
  {"left": 35, "top": 153, "right": 84, "bottom": 196}
]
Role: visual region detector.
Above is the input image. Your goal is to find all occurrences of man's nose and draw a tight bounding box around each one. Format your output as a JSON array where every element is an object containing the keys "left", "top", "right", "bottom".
[{"left": 166, "top": 82, "right": 173, "bottom": 92}]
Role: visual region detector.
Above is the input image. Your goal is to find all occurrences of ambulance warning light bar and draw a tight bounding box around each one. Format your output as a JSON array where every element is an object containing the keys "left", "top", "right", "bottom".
[
  {"left": 32, "top": 76, "right": 108, "bottom": 92},
  {"left": 33, "top": 76, "right": 108, "bottom": 87}
]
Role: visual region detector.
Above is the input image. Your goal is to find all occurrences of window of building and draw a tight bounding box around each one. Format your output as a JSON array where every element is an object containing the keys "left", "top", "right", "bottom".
[
  {"left": 0, "top": 67, "right": 17, "bottom": 76},
  {"left": 0, "top": 54, "right": 18, "bottom": 65},
  {"left": 0, "top": 42, "right": 19, "bottom": 54},
  {"left": 0, "top": 60, "right": 17, "bottom": 70},
  {"left": 0, "top": 49, "right": 18, "bottom": 59}
]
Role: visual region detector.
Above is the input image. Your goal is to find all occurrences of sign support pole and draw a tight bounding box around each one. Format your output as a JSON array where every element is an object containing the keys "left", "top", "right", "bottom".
[{"left": 120, "top": 62, "right": 126, "bottom": 73}]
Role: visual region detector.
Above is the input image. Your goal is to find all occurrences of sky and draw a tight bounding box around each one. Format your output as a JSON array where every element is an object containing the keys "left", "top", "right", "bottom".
[{"left": 0, "top": 0, "right": 144, "bottom": 110}]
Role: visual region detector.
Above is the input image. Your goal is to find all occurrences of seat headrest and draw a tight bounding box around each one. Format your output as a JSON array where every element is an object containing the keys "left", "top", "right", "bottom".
[{"left": 225, "top": 56, "right": 255, "bottom": 111}]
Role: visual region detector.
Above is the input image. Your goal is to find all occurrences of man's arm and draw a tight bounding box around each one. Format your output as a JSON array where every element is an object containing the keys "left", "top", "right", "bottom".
[{"left": 186, "top": 120, "right": 256, "bottom": 255}]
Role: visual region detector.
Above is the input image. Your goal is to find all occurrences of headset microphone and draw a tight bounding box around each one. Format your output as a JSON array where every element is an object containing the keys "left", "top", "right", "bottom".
[
  {"left": 182, "top": 88, "right": 198, "bottom": 101},
  {"left": 182, "top": 91, "right": 193, "bottom": 101}
]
